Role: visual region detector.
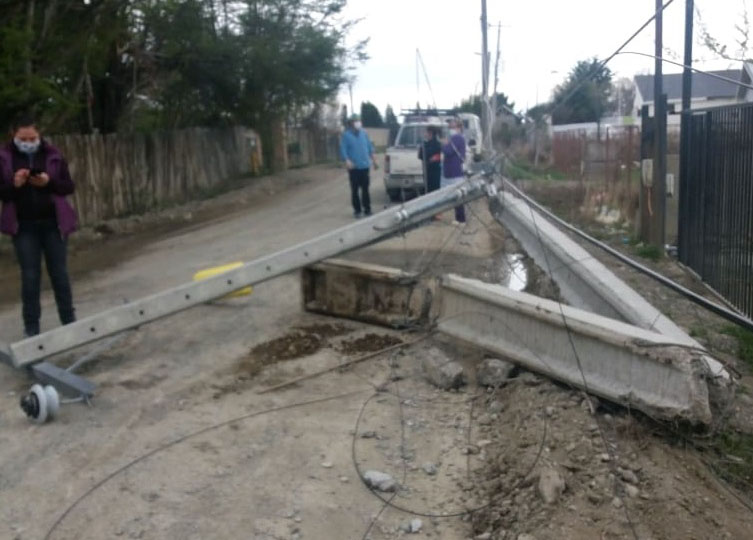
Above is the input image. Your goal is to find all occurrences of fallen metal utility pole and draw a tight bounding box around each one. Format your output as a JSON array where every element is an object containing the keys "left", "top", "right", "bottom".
[{"left": 1, "top": 178, "right": 494, "bottom": 414}]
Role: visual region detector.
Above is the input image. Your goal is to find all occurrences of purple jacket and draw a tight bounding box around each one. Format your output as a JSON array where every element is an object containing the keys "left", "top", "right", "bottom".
[
  {"left": 442, "top": 133, "right": 466, "bottom": 179},
  {"left": 0, "top": 141, "right": 78, "bottom": 237}
]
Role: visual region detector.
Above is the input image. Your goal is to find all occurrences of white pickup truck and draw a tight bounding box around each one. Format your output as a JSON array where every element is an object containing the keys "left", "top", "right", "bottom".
[
  {"left": 383, "top": 122, "right": 443, "bottom": 202},
  {"left": 383, "top": 114, "right": 482, "bottom": 202}
]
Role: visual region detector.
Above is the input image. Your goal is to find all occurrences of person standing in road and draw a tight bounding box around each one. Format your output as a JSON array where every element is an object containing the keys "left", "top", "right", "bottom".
[
  {"left": 340, "top": 114, "right": 376, "bottom": 218},
  {"left": 0, "top": 115, "right": 78, "bottom": 337},
  {"left": 441, "top": 118, "right": 467, "bottom": 223},
  {"left": 418, "top": 125, "right": 442, "bottom": 193}
]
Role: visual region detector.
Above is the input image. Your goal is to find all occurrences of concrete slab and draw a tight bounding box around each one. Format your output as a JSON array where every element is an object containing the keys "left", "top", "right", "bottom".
[
  {"left": 302, "top": 259, "right": 433, "bottom": 328},
  {"left": 438, "top": 274, "right": 713, "bottom": 424}
]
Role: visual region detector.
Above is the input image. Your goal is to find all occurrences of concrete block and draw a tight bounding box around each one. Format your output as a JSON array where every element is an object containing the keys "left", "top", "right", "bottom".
[{"left": 302, "top": 258, "right": 433, "bottom": 328}]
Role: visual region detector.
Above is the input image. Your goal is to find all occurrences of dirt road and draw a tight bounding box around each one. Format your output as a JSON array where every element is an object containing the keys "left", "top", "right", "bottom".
[
  {"left": 0, "top": 163, "right": 515, "bottom": 540},
  {"left": 2, "top": 164, "right": 752, "bottom": 540}
]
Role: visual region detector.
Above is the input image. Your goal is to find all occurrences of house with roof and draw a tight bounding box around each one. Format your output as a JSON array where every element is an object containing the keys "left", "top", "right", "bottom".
[
  {"left": 737, "top": 61, "right": 753, "bottom": 102},
  {"left": 633, "top": 63, "right": 753, "bottom": 123}
]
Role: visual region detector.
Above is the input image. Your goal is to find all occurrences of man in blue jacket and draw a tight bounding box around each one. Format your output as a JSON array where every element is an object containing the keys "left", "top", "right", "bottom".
[{"left": 340, "top": 114, "right": 376, "bottom": 218}]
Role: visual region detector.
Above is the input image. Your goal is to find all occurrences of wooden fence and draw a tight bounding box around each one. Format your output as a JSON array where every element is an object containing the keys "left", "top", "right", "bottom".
[
  {"left": 49, "top": 127, "right": 254, "bottom": 225},
  {"left": 286, "top": 127, "right": 340, "bottom": 169}
]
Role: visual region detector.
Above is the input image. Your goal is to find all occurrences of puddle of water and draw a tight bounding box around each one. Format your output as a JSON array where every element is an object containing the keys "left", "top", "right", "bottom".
[{"left": 504, "top": 253, "right": 528, "bottom": 292}]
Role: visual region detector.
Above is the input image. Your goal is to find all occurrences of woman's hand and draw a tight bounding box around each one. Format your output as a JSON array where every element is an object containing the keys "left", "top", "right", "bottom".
[
  {"left": 28, "top": 172, "right": 50, "bottom": 187},
  {"left": 13, "top": 168, "right": 29, "bottom": 188}
]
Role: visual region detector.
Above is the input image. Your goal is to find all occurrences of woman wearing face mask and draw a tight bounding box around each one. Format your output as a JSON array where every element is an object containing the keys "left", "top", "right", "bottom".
[
  {"left": 0, "top": 116, "right": 77, "bottom": 337},
  {"left": 441, "top": 118, "right": 467, "bottom": 224}
]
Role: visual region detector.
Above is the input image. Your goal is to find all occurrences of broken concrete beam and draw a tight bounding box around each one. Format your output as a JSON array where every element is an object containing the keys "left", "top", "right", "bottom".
[
  {"left": 438, "top": 274, "right": 712, "bottom": 425},
  {"left": 492, "top": 189, "right": 728, "bottom": 382},
  {"left": 301, "top": 258, "right": 432, "bottom": 328}
]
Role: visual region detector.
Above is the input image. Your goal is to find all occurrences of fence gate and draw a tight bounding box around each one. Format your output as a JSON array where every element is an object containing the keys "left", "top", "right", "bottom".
[{"left": 678, "top": 102, "right": 753, "bottom": 318}]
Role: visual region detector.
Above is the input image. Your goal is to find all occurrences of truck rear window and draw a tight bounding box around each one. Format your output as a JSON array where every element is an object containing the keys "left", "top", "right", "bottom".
[{"left": 396, "top": 125, "right": 445, "bottom": 147}]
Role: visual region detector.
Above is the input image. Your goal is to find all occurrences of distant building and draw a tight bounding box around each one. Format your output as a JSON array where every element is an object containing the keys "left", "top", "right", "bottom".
[{"left": 633, "top": 65, "right": 752, "bottom": 119}]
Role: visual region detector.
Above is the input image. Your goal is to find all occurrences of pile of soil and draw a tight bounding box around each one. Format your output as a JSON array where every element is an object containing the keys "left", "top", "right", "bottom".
[
  {"left": 462, "top": 373, "right": 753, "bottom": 540},
  {"left": 337, "top": 333, "right": 404, "bottom": 355}
]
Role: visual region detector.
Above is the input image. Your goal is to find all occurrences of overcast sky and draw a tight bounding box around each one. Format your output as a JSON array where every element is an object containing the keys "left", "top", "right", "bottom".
[{"left": 338, "top": 0, "right": 748, "bottom": 116}]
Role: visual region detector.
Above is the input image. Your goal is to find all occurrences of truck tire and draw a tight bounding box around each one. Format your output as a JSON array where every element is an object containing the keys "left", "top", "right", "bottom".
[{"left": 387, "top": 188, "right": 403, "bottom": 202}]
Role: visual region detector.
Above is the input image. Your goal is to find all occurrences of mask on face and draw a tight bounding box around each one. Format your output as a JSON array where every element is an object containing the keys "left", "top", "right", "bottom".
[
  {"left": 353, "top": 121, "right": 362, "bottom": 130},
  {"left": 449, "top": 129, "right": 458, "bottom": 136},
  {"left": 14, "top": 138, "right": 40, "bottom": 154}
]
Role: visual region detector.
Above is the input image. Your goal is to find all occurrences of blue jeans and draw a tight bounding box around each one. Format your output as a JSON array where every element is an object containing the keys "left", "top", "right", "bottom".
[
  {"left": 12, "top": 219, "right": 75, "bottom": 335},
  {"left": 440, "top": 176, "right": 466, "bottom": 223},
  {"left": 348, "top": 168, "right": 371, "bottom": 215}
]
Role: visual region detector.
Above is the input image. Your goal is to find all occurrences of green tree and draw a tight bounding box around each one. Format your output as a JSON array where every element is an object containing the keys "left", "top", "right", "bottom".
[
  {"left": 550, "top": 58, "right": 614, "bottom": 126},
  {"left": 360, "top": 101, "right": 383, "bottom": 127},
  {"left": 456, "top": 93, "right": 514, "bottom": 117},
  {"left": 385, "top": 104, "right": 399, "bottom": 144},
  {"left": 0, "top": 0, "right": 367, "bottom": 140}
]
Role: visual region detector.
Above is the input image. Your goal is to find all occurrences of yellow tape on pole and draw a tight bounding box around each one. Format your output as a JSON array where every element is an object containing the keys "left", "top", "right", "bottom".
[{"left": 193, "top": 262, "right": 253, "bottom": 298}]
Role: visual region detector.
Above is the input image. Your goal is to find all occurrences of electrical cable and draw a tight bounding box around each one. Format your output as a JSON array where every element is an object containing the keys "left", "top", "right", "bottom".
[
  {"left": 42, "top": 390, "right": 369, "bottom": 540},
  {"left": 351, "top": 392, "right": 548, "bottom": 520},
  {"left": 501, "top": 177, "right": 753, "bottom": 334},
  {"left": 618, "top": 51, "right": 753, "bottom": 92},
  {"left": 545, "top": 0, "right": 677, "bottom": 120},
  {"left": 507, "top": 185, "right": 641, "bottom": 540}
]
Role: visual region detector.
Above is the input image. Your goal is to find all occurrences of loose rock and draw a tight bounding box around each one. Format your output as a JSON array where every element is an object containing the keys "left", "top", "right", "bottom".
[
  {"left": 422, "top": 463, "right": 438, "bottom": 476},
  {"left": 619, "top": 468, "right": 639, "bottom": 485},
  {"left": 363, "top": 470, "right": 398, "bottom": 492},
  {"left": 477, "top": 358, "right": 515, "bottom": 387},
  {"left": 537, "top": 467, "right": 566, "bottom": 504},
  {"left": 518, "top": 372, "right": 542, "bottom": 386},
  {"left": 488, "top": 400, "right": 504, "bottom": 414},
  {"left": 420, "top": 347, "right": 466, "bottom": 390}
]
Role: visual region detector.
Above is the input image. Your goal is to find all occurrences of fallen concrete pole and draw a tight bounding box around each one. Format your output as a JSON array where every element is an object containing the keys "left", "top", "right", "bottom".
[
  {"left": 492, "top": 188, "right": 728, "bottom": 382},
  {"left": 3, "top": 178, "right": 492, "bottom": 370},
  {"left": 439, "top": 274, "right": 713, "bottom": 425},
  {"left": 302, "top": 259, "right": 433, "bottom": 327}
]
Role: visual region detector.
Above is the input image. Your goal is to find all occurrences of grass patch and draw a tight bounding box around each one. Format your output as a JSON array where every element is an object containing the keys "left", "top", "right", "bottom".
[
  {"left": 723, "top": 325, "right": 753, "bottom": 369},
  {"left": 505, "top": 159, "right": 568, "bottom": 181},
  {"left": 634, "top": 244, "right": 663, "bottom": 261},
  {"left": 709, "top": 431, "right": 753, "bottom": 494},
  {"left": 689, "top": 326, "right": 710, "bottom": 340}
]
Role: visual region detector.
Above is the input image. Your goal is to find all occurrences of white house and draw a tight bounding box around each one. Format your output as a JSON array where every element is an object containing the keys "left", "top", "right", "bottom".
[{"left": 634, "top": 64, "right": 752, "bottom": 122}]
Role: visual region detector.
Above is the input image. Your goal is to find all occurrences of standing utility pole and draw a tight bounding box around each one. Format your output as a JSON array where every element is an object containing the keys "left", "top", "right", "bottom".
[
  {"left": 651, "top": 0, "right": 668, "bottom": 249},
  {"left": 679, "top": 0, "right": 694, "bottom": 256},
  {"left": 480, "top": 0, "right": 492, "bottom": 153},
  {"left": 681, "top": 0, "right": 694, "bottom": 112}
]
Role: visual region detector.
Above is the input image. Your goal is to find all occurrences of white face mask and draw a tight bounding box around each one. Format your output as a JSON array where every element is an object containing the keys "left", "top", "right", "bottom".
[
  {"left": 353, "top": 121, "right": 362, "bottom": 130},
  {"left": 449, "top": 129, "right": 458, "bottom": 136},
  {"left": 14, "top": 138, "right": 40, "bottom": 154}
]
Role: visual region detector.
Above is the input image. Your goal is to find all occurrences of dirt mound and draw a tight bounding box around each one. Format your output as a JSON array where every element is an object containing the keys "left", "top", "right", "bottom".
[
  {"left": 247, "top": 332, "right": 323, "bottom": 366},
  {"left": 466, "top": 374, "right": 753, "bottom": 540},
  {"left": 337, "top": 333, "right": 403, "bottom": 355}
]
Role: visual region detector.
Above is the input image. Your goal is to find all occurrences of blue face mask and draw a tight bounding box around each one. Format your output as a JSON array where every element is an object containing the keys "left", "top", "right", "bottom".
[{"left": 14, "top": 138, "right": 40, "bottom": 154}]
